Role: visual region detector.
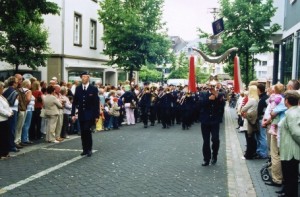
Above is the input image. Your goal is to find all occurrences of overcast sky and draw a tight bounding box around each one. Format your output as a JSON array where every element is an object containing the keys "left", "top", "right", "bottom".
[{"left": 162, "top": 0, "right": 220, "bottom": 41}]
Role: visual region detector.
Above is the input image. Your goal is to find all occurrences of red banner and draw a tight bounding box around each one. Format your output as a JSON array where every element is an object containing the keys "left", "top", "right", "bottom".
[
  {"left": 233, "top": 55, "right": 242, "bottom": 93},
  {"left": 188, "top": 55, "right": 196, "bottom": 92}
]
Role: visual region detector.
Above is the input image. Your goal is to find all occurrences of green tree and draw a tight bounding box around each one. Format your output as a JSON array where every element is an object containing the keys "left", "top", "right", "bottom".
[
  {"left": 219, "top": 0, "right": 280, "bottom": 85},
  {"left": 98, "top": 0, "right": 171, "bottom": 82},
  {"left": 168, "top": 52, "right": 189, "bottom": 79},
  {"left": 139, "top": 66, "right": 162, "bottom": 82},
  {"left": 0, "top": 0, "right": 60, "bottom": 73}
]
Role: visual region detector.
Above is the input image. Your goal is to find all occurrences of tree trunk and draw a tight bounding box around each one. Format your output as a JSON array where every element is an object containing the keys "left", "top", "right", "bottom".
[
  {"left": 15, "top": 64, "right": 19, "bottom": 74},
  {"left": 129, "top": 65, "right": 133, "bottom": 84}
]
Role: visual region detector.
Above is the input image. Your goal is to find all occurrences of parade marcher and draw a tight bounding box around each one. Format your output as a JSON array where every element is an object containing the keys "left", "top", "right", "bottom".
[
  {"left": 138, "top": 86, "right": 151, "bottom": 128},
  {"left": 158, "top": 87, "right": 173, "bottom": 129},
  {"left": 180, "top": 91, "right": 193, "bottom": 130},
  {"left": 71, "top": 72, "right": 100, "bottom": 157},
  {"left": 199, "top": 81, "right": 224, "bottom": 166},
  {"left": 149, "top": 86, "right": 158, "bottom": 126}
]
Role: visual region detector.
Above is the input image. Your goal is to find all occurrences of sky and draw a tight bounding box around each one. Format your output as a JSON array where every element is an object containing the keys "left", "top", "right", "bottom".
[{"left": 162, "top": 0, "right": 220, "bottom": 41}]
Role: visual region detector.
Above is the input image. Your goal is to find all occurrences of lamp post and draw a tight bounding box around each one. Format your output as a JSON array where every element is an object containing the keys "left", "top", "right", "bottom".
[{"left": 249, "top": 43, "right": 259, "bottom": 80}]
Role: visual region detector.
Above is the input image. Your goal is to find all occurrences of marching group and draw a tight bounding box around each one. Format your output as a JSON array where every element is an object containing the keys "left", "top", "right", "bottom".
[
  {"left": 1, "top": 72, "right": 299, "bottom": 196},
  {"left": 235, "top": 79, "right": 300, "bottom": 197}
]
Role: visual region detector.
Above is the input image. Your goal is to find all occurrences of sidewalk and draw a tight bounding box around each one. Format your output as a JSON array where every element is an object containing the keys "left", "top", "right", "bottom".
[{"left": 225, "top": 106, "right": 288, "bottom": 197}]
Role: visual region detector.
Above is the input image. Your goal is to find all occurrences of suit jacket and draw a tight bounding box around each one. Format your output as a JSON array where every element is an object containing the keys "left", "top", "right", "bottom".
[
  {"left": 279, "top": 106, "right": 300, "bottom": 161},
  {"left": 43, "top": 94, "right": 62, "bottom": 116},
  {"left": 199, "top": 91, "right": 223, "bottom": 124},
  {"left": 71, "top": 84, "right": 100, "bottom": 121}
]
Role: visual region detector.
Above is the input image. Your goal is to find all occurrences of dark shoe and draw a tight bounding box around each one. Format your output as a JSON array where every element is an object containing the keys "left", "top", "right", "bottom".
[
  {"left": 265, "top": 181, "right": 282, "bottom": 187},
  {"left": 201, "top": 161, "right": 209, "bottom": 166},
  {"left": 80, "top": 151, "right": 87, "bottom": 156},
  {"left": 236, "top": 126, "right": 240, "bottom": 129},
  {"left": 211, "top": 158, "right": 217, "bottom": 165},
  {"left": 15, "top": 144, "right": 24, "bottom": 149},
  {"left": 144, "top": 125, "right": 148, "bottom": 128},
  {"left": 275, "top": 189, "right": 285, "bottom": 194},
  {"left": 24, "top": 141, "right": 34, "bottom": 145},
  {"left": 87, "top": 151, "right": 92, "bottom": 157},
  {"left": 150, "top": 123, "right": 154, "bottom": 126},
  {"left": 162, "top": 127, "right": 166, "bottom": 129}
]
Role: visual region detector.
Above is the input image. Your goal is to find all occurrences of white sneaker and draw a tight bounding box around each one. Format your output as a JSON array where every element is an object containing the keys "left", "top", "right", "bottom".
[
  {"left": 54, "top": 140, "right": 60, "bottom": 143},
  {"left": 65, "top": 136, "right": 70, "bottom": 139}
]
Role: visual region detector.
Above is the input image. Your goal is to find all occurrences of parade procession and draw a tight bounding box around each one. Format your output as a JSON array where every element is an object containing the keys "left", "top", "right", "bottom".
[{"left": 1, "top": 0, "right": 300, "bottom": 196}]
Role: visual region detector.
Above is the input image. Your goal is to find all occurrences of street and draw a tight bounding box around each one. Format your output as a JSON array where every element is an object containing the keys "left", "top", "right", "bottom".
[{"left": 0, "top": 114, "right": 227, "bottom": 197}]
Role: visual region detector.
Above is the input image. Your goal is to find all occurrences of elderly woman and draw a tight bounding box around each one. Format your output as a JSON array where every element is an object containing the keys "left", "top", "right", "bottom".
[
  {"left": 0, "top": 81, "right": 13, "bottom": 159},
  {"left": 43, "top": 85, "right": 63, "bottom": 143},
  {"left": 278, "top": 90, "right": 300, "bottom": 197},
  {"left": 241, "top": 85, "right": 259, "bottom": 159}
]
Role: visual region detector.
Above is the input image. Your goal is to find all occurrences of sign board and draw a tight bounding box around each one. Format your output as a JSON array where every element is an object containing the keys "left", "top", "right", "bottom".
[{"left": 212, "top": 18, "right": 224, "bottom": 35}]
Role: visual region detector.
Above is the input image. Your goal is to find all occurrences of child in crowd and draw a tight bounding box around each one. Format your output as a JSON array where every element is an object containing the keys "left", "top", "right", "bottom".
[
  {"left": 268, "top": 83, "right": 284, "bottom": 136},
  {"left": 96, "top": 104, "right": 105, "bottom": 132},
  {"left": 110, "top": 97, "right": 120, "bottom": 129},
  {"left": 103, "top": 98, "right": 112, "bottom": 131}
]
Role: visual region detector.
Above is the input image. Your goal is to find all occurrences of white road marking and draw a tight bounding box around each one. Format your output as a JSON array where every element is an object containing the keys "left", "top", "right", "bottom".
[
  {"left": 0, "top": 150, "right": 97, "bottom": 194},
  {"left": 42, "top": 148, "right": 83, "bottom": 152}
]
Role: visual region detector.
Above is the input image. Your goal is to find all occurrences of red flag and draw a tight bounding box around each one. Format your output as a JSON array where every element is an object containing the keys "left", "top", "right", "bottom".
[
  {"left": 233, "top": 55, "right": 242, "bottom": 93},
  {"left": 188, "top": 55, "right": 196, "bottom": 92}
]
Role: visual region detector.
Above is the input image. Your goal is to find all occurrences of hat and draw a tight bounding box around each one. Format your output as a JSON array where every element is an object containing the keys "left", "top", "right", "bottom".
[
  {"left": 143, "top": 81, "right": 149, "bottom": 86},
  {"left": 51, "top": 77, "right": 57, "bottom": 81},
  {"left": 80, "top": 71, "right": 90, "bottom": 77}
]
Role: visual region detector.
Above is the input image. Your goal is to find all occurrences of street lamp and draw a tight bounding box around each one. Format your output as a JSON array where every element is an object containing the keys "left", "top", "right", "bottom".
[{"left": 249, "top": 43, "right": 259, "bottom": 80}]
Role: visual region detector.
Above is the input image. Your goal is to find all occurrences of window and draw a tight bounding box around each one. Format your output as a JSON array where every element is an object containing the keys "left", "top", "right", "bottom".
[
  {"left": 74, "top": 13, "right": 82, "bottom": 46},
  {"left": 90, "top": 20, "right": 97, "bottom": 49},
  {"left": 262, "top": 61, "right": 267, "bottom": 66}
]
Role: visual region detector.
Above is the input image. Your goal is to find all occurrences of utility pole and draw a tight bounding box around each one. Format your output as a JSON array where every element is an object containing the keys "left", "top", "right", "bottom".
[{"left": 208, "top": 8, "right": 219, "bottom": 21}]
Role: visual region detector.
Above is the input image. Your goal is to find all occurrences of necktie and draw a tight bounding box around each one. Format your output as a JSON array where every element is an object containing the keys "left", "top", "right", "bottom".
[{"left": 83, "top": 86, "right": 86, "bottom": 91}]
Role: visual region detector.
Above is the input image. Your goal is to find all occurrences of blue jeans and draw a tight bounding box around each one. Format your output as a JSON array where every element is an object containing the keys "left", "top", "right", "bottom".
[
  {"left": 22, "top": 110, "right": 32, "bottom": 143},
  {"left": 256, "top": 119, "right": 268, "bottom": 158}
]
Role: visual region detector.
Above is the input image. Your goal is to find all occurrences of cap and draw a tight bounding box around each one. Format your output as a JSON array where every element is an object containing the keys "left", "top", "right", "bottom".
[
  {"left": 143, "top": 81, "right": 149, "bottom": 86},
  {"left": 51, "top": 77, "right": 57, "bottom": 81},
  {"left": 80, "top": 71, "right": 90, "bottom": 77}
]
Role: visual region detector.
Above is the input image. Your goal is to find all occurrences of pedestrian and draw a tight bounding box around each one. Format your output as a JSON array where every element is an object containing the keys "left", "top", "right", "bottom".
[
  {"left": 0, "top": 81, "right": 14, "bottom": 159},
  {"left": 199, "top": 81, "right": 224, "bottom": 166},
  {"left": 71, "top": 72, "right": 99, "bottom": 157},
  {"left": 278, "top": 90, "right": 300, "bottom": 197},
  {"left": 255, "top": 83, "right": 269, "bottom": 159},
  {"left": 241, "top": 85, "right": 259, "bottom": 160}
]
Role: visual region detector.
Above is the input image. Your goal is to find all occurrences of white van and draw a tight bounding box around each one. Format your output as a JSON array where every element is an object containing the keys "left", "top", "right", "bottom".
[{"left": 167, "top": 79, "right": 188, "bottom": 86}]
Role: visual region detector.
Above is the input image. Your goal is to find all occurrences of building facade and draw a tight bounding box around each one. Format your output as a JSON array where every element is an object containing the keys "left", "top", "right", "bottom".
[
  {"left": 271, "top": 0, "right": 300, "bottom": 84},
  {"left": 43, "top": 0, "right": 123, "bottom": 85}
]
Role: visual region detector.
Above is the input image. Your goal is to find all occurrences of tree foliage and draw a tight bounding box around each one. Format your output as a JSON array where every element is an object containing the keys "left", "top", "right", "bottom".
[
  {"left": 0, "top": 0, "right": 60, "bottom": 72},
  {"left": 98, "top": 0, "right": 171, "bottom": 81},
  {"left": 139, "top": 66, "right": 162, "bottom": 82},
  {"left": 195, "top": 0, "right": 281, "bottom": 85},
  {"left": 219, "top": 0, "right": 280, "bottom": 85}
]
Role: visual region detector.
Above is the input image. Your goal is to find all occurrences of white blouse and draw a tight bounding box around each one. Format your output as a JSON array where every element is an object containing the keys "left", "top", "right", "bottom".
[{"left": 0, "top": 95, "right": 13, "bottom": 122}]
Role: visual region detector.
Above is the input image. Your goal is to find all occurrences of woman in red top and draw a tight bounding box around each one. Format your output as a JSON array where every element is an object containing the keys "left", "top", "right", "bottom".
[{"left": 29, "top": 81, "right": 43, "bottom": 140}]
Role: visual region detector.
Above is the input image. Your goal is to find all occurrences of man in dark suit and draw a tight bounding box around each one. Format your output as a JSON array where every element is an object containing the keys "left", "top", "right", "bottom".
[
  {"left": 71, "top": 72, "right": 100, "bottom": 157},
  {"left": 199, "top": 81, "right": 224, "bottom": 166}
]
